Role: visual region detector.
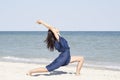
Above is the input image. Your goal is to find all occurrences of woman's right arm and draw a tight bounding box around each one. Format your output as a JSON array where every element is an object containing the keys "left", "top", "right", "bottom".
[{"left": 37, "top": 20, "right": 59, "bottom": 41}]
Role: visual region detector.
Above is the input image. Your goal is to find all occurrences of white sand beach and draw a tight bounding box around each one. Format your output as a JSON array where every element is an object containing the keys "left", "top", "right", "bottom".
[{"left": 0, "top": 61, "right": 120, "bottom": 80}]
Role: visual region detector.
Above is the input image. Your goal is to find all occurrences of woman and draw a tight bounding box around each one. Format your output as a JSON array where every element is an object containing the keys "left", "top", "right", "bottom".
[{"left": 27, "top": 20, "right": 84, "bottom": 76}]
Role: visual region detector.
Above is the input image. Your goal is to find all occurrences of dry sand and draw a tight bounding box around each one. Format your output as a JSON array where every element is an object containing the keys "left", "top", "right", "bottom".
[{"left": 0, "top": 61, "right": 120, "bottom": 80}]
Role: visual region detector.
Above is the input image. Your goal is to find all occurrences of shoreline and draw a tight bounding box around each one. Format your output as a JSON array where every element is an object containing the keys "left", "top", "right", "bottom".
[{"left": 0, "top": 61, "right": 120, "bottom": 80}]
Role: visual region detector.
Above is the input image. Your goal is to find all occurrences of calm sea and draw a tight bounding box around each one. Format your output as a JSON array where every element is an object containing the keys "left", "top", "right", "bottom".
[{"left": 0, "top": 31, "right": 120, "bottom": 70}]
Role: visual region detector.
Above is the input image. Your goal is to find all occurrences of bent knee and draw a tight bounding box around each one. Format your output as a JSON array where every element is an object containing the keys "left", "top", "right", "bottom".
[
  {"left": 70, "top": 56, "right": 84, "bottom": 63},
  {"left": 78, "top": 56, "right": 84, "bottom": 62}
]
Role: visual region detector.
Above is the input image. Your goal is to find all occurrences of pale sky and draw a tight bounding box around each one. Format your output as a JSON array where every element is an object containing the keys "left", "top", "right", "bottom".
[{"left": 0, "top": 0, "right": 120, "bottom": 31}]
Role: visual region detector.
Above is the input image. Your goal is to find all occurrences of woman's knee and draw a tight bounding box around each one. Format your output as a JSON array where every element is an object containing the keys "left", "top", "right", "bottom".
[
  {"left": 78, "top": 56, "right": 84, "bottom": 62},
  {"left": 70, "top": 56, "right": 84, "bottom": 63}
]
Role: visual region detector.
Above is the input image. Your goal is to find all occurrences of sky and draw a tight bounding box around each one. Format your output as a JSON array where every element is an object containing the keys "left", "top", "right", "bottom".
[{"left": 0, "top": 0, "right": 120, "bottom": 31}]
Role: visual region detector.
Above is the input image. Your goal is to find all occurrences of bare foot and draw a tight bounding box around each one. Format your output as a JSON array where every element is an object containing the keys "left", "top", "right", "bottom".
[
  {"left": 26, "top": 72, "right": 32, "bottom": 76},
  {"left": 76, "top": 73, "right": 80, "bottom": 76}
]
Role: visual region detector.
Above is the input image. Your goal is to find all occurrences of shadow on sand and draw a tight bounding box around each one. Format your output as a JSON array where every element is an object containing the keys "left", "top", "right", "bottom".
[{"left": 32, "top": 71, "right": 74, "bottom": 77}]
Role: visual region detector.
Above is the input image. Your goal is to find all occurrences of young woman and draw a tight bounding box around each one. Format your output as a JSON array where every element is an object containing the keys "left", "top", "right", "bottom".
[{"left": 27, "top": 20, "right": 84, "bottom": 76}]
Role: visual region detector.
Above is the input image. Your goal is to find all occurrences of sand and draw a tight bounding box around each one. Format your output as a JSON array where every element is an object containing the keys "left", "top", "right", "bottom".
[{"left": 0, "top": 61, "right": 120, "bottom": 80}]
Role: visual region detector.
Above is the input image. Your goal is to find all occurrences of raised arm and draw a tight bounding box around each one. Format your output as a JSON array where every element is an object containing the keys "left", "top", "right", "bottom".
[{"left": 37, "top": 20, "right": 60, "bottom": 41}]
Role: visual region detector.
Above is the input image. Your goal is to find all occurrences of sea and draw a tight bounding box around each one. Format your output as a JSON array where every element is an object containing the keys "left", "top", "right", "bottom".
[{"left": 0, "top": 31, "right": 120, "bottom": 71}]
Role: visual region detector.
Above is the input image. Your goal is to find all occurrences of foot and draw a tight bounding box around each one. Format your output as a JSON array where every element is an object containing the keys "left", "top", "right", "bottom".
[
  {"left": 75, "top": 73, "right": 80, "bottom": 76},
  {"left": 26, "top": 72, "right": 32, "bottom": 76}
]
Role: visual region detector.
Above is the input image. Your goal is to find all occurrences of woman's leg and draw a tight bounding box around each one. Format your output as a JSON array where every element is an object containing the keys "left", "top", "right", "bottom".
[
  {"left": 27, "top": 67, "right": 48, "bottom": 76},
  {"left": 70, "top": 56, "right": 84, "bottom": 75}
]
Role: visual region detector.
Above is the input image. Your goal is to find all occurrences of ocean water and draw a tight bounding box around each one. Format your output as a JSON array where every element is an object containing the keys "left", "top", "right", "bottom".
[{"left": 0, "top": 31, "right": 120, "bottom": 70}]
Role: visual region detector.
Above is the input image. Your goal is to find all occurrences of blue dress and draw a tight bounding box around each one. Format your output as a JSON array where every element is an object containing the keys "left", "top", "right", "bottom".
[{"left": 46, "top": 36, "right": 71, "bottom": 72}]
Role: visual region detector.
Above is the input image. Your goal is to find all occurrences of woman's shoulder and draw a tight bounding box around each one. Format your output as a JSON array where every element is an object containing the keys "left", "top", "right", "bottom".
[
  {"left": 55, "top": 36, "right": 63, "bottom": 42},
  {"left": 59, "top": 36, "right": 67, "bottom": 42}
]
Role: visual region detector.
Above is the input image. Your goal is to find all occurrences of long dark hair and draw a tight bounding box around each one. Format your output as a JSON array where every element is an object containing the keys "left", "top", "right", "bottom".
[{"left": 44, "top": 29, "right": 56, "bottom": 51}]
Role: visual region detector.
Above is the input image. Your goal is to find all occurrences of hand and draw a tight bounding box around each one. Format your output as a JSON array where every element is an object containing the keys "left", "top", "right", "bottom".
[{"left": 37, "top": 20, "right": 43, "bottom": 24}]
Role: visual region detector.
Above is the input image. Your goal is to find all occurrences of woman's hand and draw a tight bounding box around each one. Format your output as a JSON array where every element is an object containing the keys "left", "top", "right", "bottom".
[{"left": 37, "top": 20, "right": 43, "bottom": 24}]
